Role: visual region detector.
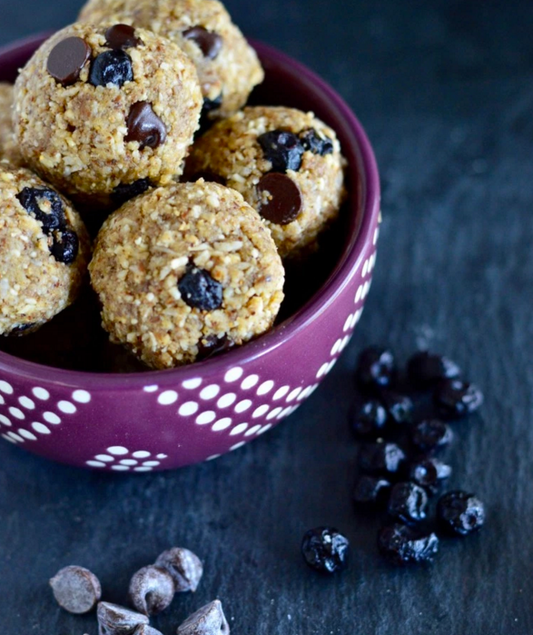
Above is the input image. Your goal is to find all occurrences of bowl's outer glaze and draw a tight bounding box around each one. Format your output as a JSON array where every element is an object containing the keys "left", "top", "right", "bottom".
[{"left": 0, "top": 35, "right": 380, "bottom": 471}]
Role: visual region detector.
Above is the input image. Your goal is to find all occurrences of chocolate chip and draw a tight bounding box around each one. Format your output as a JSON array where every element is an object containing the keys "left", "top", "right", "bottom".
[
  {"left": 177, "top": 600, "right": 230, "bottom": 635},
  {"left": 112, "top": 178, "right": 152, "bottom": 206},
  {"left": 16, "top": 187, "right": 66, "bottom": 234},
  {"left": 126, "top": 102, "right": 167, "bottom": 150},
  {"left": 106, "top": 24, "right": 142, "bottom": 50},
  {"left": 51, "top": 229, "right": 79, "bottom": 264},
  {"left": 257, "top": 173, "right": 303, "bottom": 225},
  {"left": 5, "top": 323, "right": 39, "bottom": 337},
  {"left": 89, "top": 50, "right": 133, "bottom": 87},
  {"left": 49, "top": 565, "right": 101, "bottom": 614},
  {"left": 47, "top": 37, "right": 91, "bottom": 86},
  {"left": 97, "top": 602, "right": 149, "bottom": 635},
  {"left": 183, "top": 27, "right": 223, "bottom": 60},
  {"left": 128, "top": 565, "right": 175, "bottom": 616},
  {"left": 155, "top": 547, "right": 204, "bottom": 593},
  {"left": 202, "top": 94, "right": 223, "bottom": 114},
  {"left": 300, "top": 128, "right": 334, "bottom": 156},
  {"left": 184, "top": 172, "right": 226, "bottom": 186},
  {"left": 258, "top": 130, "right": 304, "bottom": 173},
  {"left": 197, "top": 334, "right": 235, "bottom": 361},
  {"left": 178, "top": 264, "right": 223, "bottom": 311}
]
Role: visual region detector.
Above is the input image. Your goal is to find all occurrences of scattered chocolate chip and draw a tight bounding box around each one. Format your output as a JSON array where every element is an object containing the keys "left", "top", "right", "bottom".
[
  {"left": 49, "top": 565, "right": 101, "bottom": 614},
  {"left": 16, "top": 187, "right": 66, "bottom": 234},
  {"left": 258, "top": 130, "right": 304, "bottom": 173},
  {"left": 183, "top": 26, "right": 223, "bottom": 59},
  {"left": 300, "top": 129, "right": 334, "bottom": 156},
  {"left": 51, "top": 229, "right": 79, "bottom": 264},
  {"left": 106, "top": 24, "right": 142, "bottom": 50},
  {"left": 89, "top": 50, "right": 133, "bottom": 87},
  {"left": 257, "top": 173, "right": 302, "bottom": 225},
  {"left": 5, "top": 323, "right": 39, "bottom": 337},
  {"left": 155, "top": 547, "right": 204, "bottom": 593},
  {"left": 47, "top": 37, "right": 91, "bottom": 86},
  {"left": 178, "top": 264, "right": 223, "bottom": 311},
  {"left": 202, "top": 94, "right": 223, "bottom": 114},
  {"left": 177, "top": 600, "right": 230, "bottom": 635},
  {"left": 128, "top": 565, "right": 175, "bottom": 616},
  {"left": 97, "top": 602, "right": 149, "bottom": 635},
  {"left": 111, "top": 178, "right": 152, "bottom": 206},
  {"left": 125, "top": 102, "right": 167, "bottom": 150}
]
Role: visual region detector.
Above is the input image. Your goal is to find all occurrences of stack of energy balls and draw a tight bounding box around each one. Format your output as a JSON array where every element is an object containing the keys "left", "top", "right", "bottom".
[{"left": 0, "top": 0, "right": 346, "bottom": 370}]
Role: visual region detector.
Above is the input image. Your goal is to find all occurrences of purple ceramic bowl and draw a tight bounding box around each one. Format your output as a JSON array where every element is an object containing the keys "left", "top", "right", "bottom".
[{"left": 0, "top": 34, "right": 380, "bottom": 472}]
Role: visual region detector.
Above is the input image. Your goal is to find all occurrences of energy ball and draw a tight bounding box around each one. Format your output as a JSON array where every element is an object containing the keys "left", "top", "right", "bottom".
[
  {"left": 13, "top": 23, "right": 202, "bottom": 207},
  {"left": 78, "top": 0, "right": 264, "bottom": 119},
  {"left": 186, "top": 106, "right": 346, "bottom": 259},
  {"left": 90, "top": 181, "right": 285, "bottom": 368},
  {"left": 0, "top": 166, "right": 90, "bottom": 336},
  {"left": 0, "top": 83, "right": 23, "bottom": 167}
]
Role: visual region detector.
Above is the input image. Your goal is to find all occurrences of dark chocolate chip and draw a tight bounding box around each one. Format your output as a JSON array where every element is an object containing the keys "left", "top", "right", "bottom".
[
  {"left": 125, "top": 102, "right": 167, "bottom": 150},
  {"left": 300, "top": 128, "right": 334, "bottom": 156},
  {"left": 128, "top": 565, "right": 176, "bottom": 616},
  {"left": 51, "top": 229, "right": 79, "bottom": 264},
  {"left": 155, "top": 547, "right": 204, "bottom": 593},
  {"left": 177, "top": 600, "right": 230, "bottom": 635},
  {"left": 258, "top": 130, "right": 304, "bottom": 173},
  {"left": 47, "top": 37, "right": 91, "bottom": 86},
  {"left": 184, "top": 172, "right": 226, "bottom": 186},
  {"left": 89, "top": 50, "right": 133, "bottom": 87},
  {"left": 5, "top": 323, "right": 39, "bottom": 337},
  {"left": 183, "top": 26, "right": 223, "bottom": 59},
  {"left": 16, "top": 187, "right": 66, "bottom": 234},
  {"left": 111, "top": 178, "right": 152, "bottom": 206},
  {"left": 105, "top": 24, "right": 142, "bottom": 50},
  {"left": 178, "top": 264, "right": 223, "bottom": 311},
  {"left": 49, "top": 565, "right": 102, "bottom": 614},
  {"left": 97, "top": 601, "right": 149, "bottom": 635},
  {"left": 257, "top": 173, "right": 303, "bottom": 225}
]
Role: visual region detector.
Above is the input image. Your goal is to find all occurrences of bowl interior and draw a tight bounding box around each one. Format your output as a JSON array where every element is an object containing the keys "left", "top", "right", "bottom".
[{"left": 0, "top": 35, "right": 373, "bottom": 380}]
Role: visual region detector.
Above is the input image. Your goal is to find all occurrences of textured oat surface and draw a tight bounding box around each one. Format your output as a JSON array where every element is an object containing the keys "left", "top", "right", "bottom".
[
  {"left": 186, "top": 106, "right": 346, "bottom": 258},
  {"left": 78, "top": 0, "right": 264, "bottom": 118},
  {"left": 90, "top": 181, "right": 285, "bottom": 368},
  {"left": 13, "top": 23, "right": 202, "bottom": 206},
  {"left": 0, "top": 83, "right": 23, "bottom": 167},
  {"left": 0, "top": 166, "right": 90, "bottom": 335}
]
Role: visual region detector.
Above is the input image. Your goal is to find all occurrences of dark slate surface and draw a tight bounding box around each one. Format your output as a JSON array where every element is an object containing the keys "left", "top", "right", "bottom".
[{"left": 0, "top": 0, "right": 532, "bottom": 632}]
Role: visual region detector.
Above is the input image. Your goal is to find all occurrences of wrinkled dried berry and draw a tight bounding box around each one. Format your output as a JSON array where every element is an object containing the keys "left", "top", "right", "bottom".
[
  {"left": 155, "top": 547, "right": 203, "bottom": 593},
  {"left": 411, "top": 419, "right": 453, "bottom": 453},
  {"left": 177, "top": 600, "right": 230, "bottom": 635},
  {"left": 300, "top": 128, "right": 334, "bottom": 156},
  {"left": 128, "top": 565, "right": 175, "bottom": 616},
  {"left": 258, "top": 130, "right": 304, "bottom": 173},
  {"left": 353, "top": 475, "right": 391, "bottom": 508},
  {"left": 434, "top": 379, "right": 484, "bottom": 419},
  {"left": 409, "top": 457, "right": 451, "bottom": 495},
  {"left": 388, "top": 482, "right": 428, "bottom": 523},
  {"left": 197, "top": 335, "right": 235, "bottom": 361},
  {"left": 437, "top": 491, "right": 485, "bottom": 536},
  {"left": 178, "top": 265, "right": 223, "bottom": 311},
  {"left": 301, "top": 527, "right": 349, "bottom": 574},
  {"left": 112, "top": 179, "right": 152, "bottom": 206},
  {"left": 359, "top": 440, "right": 406, "bottom": 477},
  {"left": 349, "top": 399, "right": 387, "bottom": 438},
  {"left": 378, "top": 523, "right": 439, "bottom": 565},
  {"left": 407, "top": 351, "right": 461, "bottom": 388},
  {"left": 380, "top": 391, "right": 413, "bottom": 425},
  {"left": 49, "top": 565, "right": 101, "bottom": 614},
  {"left": 97, "top": 601, "right": 149, "bottom": 635},
  {"left": 17, "top": 187, "right": 66, "bottom": 234},
  {"left": 89, "top": 50, "right": 133, "bottom": 87},
  {"left": 51, "top": 229, "right": 79, "bottom": 264},
  {"left": 356, "top": 346, "right": 396, "bottom": 392}
]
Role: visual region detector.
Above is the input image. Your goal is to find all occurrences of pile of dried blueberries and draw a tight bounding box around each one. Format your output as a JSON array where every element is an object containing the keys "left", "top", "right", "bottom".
[{"left": 301, "top": 347, "right": 486, "bottom": 571}]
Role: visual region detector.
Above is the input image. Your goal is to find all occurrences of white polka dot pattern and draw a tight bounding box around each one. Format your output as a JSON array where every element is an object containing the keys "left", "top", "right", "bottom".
[{"left": 86, "top": 445, "right": 169, "bottom": 471}]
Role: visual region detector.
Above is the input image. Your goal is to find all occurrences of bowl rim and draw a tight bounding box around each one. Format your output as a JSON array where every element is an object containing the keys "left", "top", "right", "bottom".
[{"left": 0, "top": 34, "right": 380, "bottom": 389}]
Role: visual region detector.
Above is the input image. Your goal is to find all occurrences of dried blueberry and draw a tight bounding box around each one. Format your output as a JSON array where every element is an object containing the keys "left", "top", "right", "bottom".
[
  {"left": 178, "top": 265, "right": 223, "bottom": 311},
  {"left": 16, "top": 187, "right": 66, "bottom": 234},
  {"left": 89, "top": 50, "right": 133, "bottom": 87},
  {"left": 411, "top": 419, "right": 453, "bottom": 453},
  {"left": 49, "top": 565, "right": 101, "bottom": 614},
  {"left": 378, "top": 523, "right": 439, "bottom": 565},
  {"left": 434, "top": 379, "right": 484, "bottom": 419},
  {"left": 300, "top": 129, "right": 334, "bottom": 156},
  {"left": 355, "top": 346, "right": 396, "bottom": 392},
  {"left": 349, "top": 399, "right": 387, "bottom": 439},
  {"left": 97, "top": 601, "right": 149, "bottom": 635},
  {"left": 407, "top": 351, "right": 461, "bottom": 388},
  {"left": 437, "top": 491, "right": 485, "bottom": 536},
  {"left": 112, "top": 179, "right": 152, "bottom": 206},
  {"left": 51, "top": 229, "right": 79, "bottom": 264},
  {"left": 155, "top": 547, "right": 203, "bottom": 593},
  {"left": 128, "top": 565, "right": 175, "bottom": 616},
  {"left": 359, "top": 440, "right": 406, "bottom": 477},
  {"left": 409, "top": 457, "right": 451, "bottom": 495},
  {"left": 301, "top": 527, "right": 349, "bottom": 574},
  {"left": 353, "top": 475, "right": 391, "bottom": 508},
  {"left": 177, "top": 600, "right": 230, "bottom": 635},
  {"left": 380, "top": 391, "right": 413, "bottom": 425},
  {"left": 202, "top": 94, "right": 223, "bottom": 114},
  {"left": 258, "top": 130, "right": 304, "bottom": 173},
  {"left": 197, "top": 334, "right": 235, "bottom": 361},
  {"left": 387, "top": 482, "right": 428, "bottom": 523}
]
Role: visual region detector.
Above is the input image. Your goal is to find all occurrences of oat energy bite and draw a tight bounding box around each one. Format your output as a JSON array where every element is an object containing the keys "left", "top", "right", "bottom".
[
  {"left": 0, "top": 83, "right": 23, "bottom": 167},
  {"left": 78, "top": 0, "right": 264, "bottom": 119},
  {"left": 186, "top": 107, "right": 346, "bottom": 259},
  {"left": 90, "top": 181, "right": 285, "bottom": 368},
  {"left": 13, "top": 23, "right": 202, "bottom": 206},
  {"left": 0, "top": 166, "right": 90, "bottom": 336}
]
